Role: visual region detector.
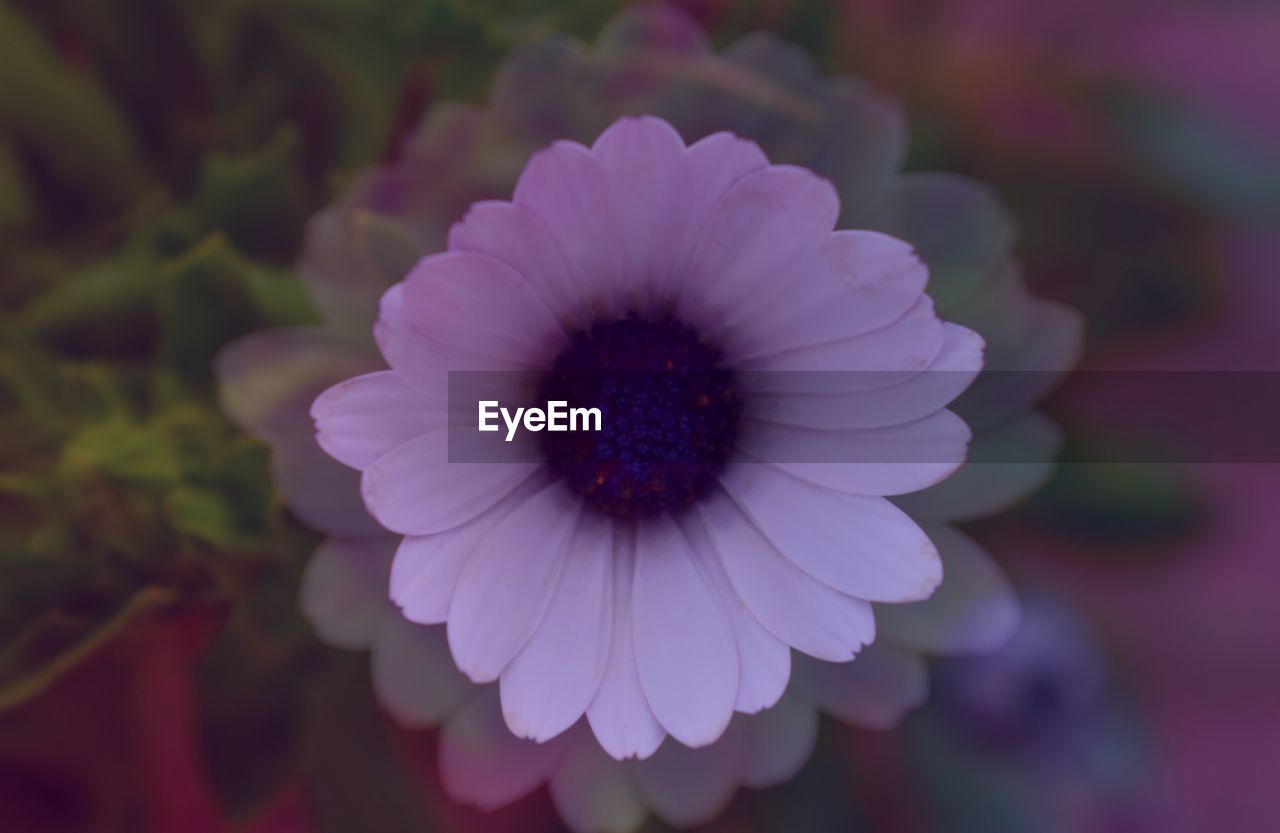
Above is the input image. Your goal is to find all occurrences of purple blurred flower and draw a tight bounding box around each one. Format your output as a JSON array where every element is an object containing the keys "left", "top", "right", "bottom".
[
  {"left": 908, "top": 593, "right": 1145, "bottom": 833},
  {"left": 931, "top": 594, "right": 1107, "bottom": 751}
]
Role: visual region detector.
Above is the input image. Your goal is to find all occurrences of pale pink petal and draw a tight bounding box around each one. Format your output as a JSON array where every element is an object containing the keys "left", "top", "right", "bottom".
[
  {"left": 216, "top": 328, "right": 382, "bottom": 537},
  {"left": 439, "top": 687, "right": 572, "bottom": 811},
  {"left": 371, "top": 618, "right": 470, "bottom": 727},
  {"left": 869, "top": 172, "right": 1016, "bottom": 310},
  {"left": 712, "top": 231, "right": 927, "bottom": 357},
  {"left": 896, "top": 413, "right": 1062, "bottom": 521},
  {"left": 945, "top": 262, "right": 1081, "bottom": 427},
  {"left": 548, "top": 736, "right": 647, "bottom": 833},
  {"left": 215, "top": 327, "right": 378, "bottom": 444},
  {"left": 877, "top": 524, "right": 1020, "bottom": 656},
  {"left": 373, "top": 252, "right": 564, "bottom": 395},
  {"left": 594, "top": 3, "right": 710, "bottom": 56},
  {"left": 657, "top": 131, "right": 770, "bottom": 299},
  {"left": 447, "top": 483, "right": 580, "bottom": 683},
  {"left": 587, "top": 530, "right": 666, "bottom": 761},
  {"left": 698, "top": 491, "right": 875, "bottom": 661},
  {"left": 739, "top": 295, "right": 944, "bottom": 371},
  {"left": 447, "top": 200, "right": 586, "bottom": 328},
  {"left": 590, "top": 116, "right": 691, "bottom": 305},
  {"left": 298, "top": 538, "right": 394, "bottom": 649},
  {"left": 742, "top": 323, "right": 983, "bottom": 430},
  {"left": 513, "top": 140, "right": 625, "bottom": 315},
  {"left": 721, "top": 464, "right": 942, "bottom": 603},
  {"left": 677, "top": 165, "right": 839, "bottom": 333},
  {"left": 740, "top": 695, "right": 819, "bottom": 788},
  {"left": 632, "top": 515, "right": 738, "bottom": 747},
  {"left": 501, "top": 513, "right": 613, "bottom": 742},
  {"left": 791, "top": 644, "right": 928, "bottom": 729},
  {"left": 272, "top": 436, "right": 382, "bottom": 537},
  {"left": 676, "top": 511, "right": 790, "bottom": 714},
  {"left": 628, "top": 722, "right": 747, "bottom": 827},
  {"left": 740, "top": 410, "right": 972, "bottom": 496},
  {"left": 390, "top": 478, "right": 548, "bottom": 623},
  {"left": 360, "top": 429, "right": 538, "bottom": 536},
  {"left": 311, "top": 371, "right": 440, "bottom": 470}
]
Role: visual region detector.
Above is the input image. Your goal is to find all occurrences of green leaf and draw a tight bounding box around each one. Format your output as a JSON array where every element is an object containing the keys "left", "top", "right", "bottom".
[
  {"left": 158, "top": 234, "right": 315, "bottom": 381},
  {"left": 0, "top": 2, "right": 140, "bottom": 195},
  {"left": 1029, "top": 438, "right": 1204, "bottom": 546},
  {"left": 192, "top": 127, "right": 306, "bottom": 260},
  {"left": 19, "top": 247, "right": 156, "bottom": 343},
  {"left": 0, "top": 585, "right": 177, "bottom": 712},
  {"left": 0, "top": 140, "right": 31, "bottom": 229},
  {"left": 165, "top": 486, "right": 248, "bottom": 551},
  {"left": 61, "top": 419, "right": 182, "bottom": 486}
]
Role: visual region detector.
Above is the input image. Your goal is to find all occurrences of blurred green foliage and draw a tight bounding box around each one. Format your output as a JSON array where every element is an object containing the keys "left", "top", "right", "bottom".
[
  {"left": 0, "top": 0, "right": 467, "bottom": 720},
  {"left": 0, "top": 0, "right": 696, "bottom": 821}
]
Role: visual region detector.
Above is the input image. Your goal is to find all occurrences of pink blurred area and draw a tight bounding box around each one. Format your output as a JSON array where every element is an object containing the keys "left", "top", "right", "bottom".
[{"left": 1005, "top": 235, "right": 1280, "bottom": 832}]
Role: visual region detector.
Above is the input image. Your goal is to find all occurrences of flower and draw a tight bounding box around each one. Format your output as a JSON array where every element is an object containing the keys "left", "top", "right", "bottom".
[
  {"left": 905, "top": 593, "right": 1145, "bottom": 833},
  {"left": 217, "top": 4, "right": 1081, "bottom": 829},
  {"left": 310, "top": 111, "right": 984, "bottom": 754}
]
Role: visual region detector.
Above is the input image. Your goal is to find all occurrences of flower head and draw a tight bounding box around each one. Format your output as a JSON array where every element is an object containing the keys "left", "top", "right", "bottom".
[
  {"left": 311, "top": 114, "right": 983, "bottom": 755},
  {"left": 217, "top": 5, "right": 1080, "bottom": 828}
]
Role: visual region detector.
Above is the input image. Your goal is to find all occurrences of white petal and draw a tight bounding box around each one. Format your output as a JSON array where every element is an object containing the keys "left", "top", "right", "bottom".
[
  {"left": 587, "top": 529, "right": 666, "bottom": 761},
  {"left": 390, "top": 478, "right": 547, "bottom": 624},
  {"left": 677, "top": 165, "right": 838, "bottom": 335},
  {"left": 513, "top": 140, "right": 625, "bottom": 315},
  {"left": 739, "top": 409, "right": 972, "bottom": 496},
  {"left": 791, "top": 644, "right": 928, "bottom": 729},
  {"left": 501, "top": 513, "right": 613, "bottom": 742},
  {"left": 632, "top": 515, "right": 738, "bottom": 747},
  {"left": 742, "top": 322, "right": 983, "bottom": 430},
  {"left": 877, "top": 524, "right": 1020, "bottom": 655},
  {"left": 676, "top": 511, "right": 790, "bottom": 714},
  {"left": 448, "top": 200, "right": 585, "bottom": 328},
  {"left": 298, "top": 538, "right": 394, "bottom": 649},
  {"left": 658, "top": 131, "right": 770, "bottom": 300},
  {"left": 311, "top": 371, "right": 440, "bottom": 470},
  {"left": 371, "top": 618, "right": 470, "bottom": 727},
  {"left": 740, "top": 695, "right": 819, "bottom": 788},
  {"left": 740, "top": 295, "right": 944, "bottom": 371},
  {"left": 215, "top": 326, "right": 378, "bottom": 445},
  {"left": 591, "top": 116, "right": 691, "bottom": 304},
  {"left": 713, "top": 230, "right": 927, "bottom": 357},
  {"left": 721, "top": 464, "right": 942, "bottom": 603},
  {"left": 439, "top": 687, "right": 572, "bottom": 810},
  {"left": 447, "top": 483, "right": 580, "bottom": 683},
  {"left": 628, "top": 722, "right": 747, "bottom": 828},
  {"left": 372, "top": 252, "right": 563, "bottom": 395},
  {"left": 698, "top": 491, "right": 875, "bottom": 661},
  {"left": 895, "top": 413, "right": 1062, "bottom": 521},
  {"left": 360, "top": 428, "right": 539, "bottom": 536}
]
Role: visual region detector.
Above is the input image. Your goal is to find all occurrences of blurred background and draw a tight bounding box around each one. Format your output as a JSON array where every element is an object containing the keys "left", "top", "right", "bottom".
[{"left": 1, "top": 1, "right": 1278, "bottom": 831}]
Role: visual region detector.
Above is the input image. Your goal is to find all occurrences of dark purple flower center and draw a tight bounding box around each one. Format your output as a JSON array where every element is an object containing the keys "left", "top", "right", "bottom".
[{"left": 537, "top": 314, "right": 741, "bottom": 519}]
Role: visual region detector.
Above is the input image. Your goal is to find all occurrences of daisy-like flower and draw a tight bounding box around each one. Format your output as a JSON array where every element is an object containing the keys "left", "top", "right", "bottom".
[
  {"left": 217, "top": 6, "right": 1080, "bottom": 829},
  {"left": 310, "top": 113, "right": 984, "bottom": 755}
]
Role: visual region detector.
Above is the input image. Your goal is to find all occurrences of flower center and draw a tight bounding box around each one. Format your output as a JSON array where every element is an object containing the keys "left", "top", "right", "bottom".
[{"left": 537, "top": 314, "right": 741, "bottom": 519}]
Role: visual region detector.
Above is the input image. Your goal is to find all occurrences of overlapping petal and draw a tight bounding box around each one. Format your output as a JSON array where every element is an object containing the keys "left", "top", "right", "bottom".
[{"left": 721, "top": 464, "right": 943, "bottom": 603}]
